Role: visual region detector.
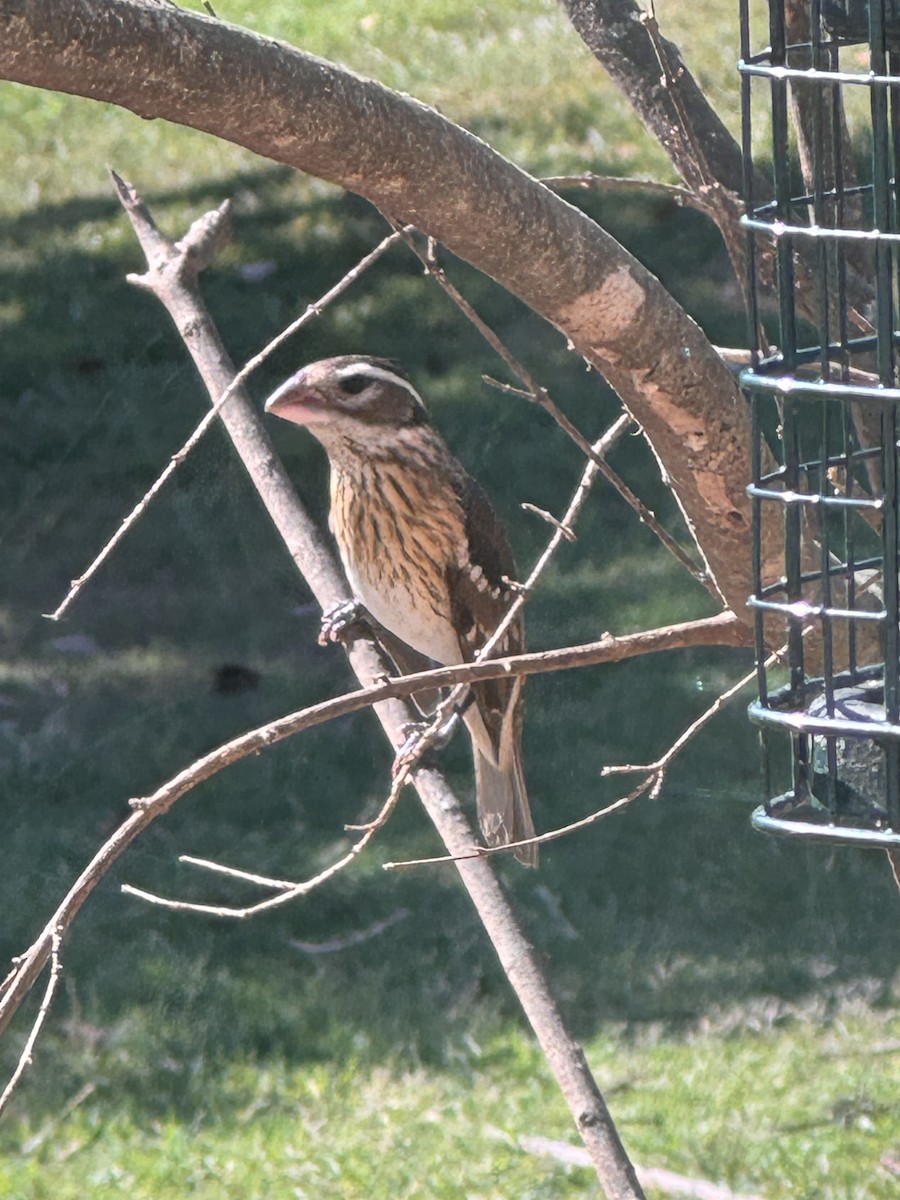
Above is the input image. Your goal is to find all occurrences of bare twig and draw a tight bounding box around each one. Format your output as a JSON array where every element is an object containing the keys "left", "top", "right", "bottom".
[
  {"left": 542, "top": 174, "right": 718, "bottom": 218},
  {"left": 20, "top": 1081, "right": 97, "bottom": 1155},
  {"left": 119, "top": 613, "right": 742, "bottom": 821},
  {"left": 92, "top": 181, "right": 644, "bottom": 1193},
  {"left": 177, "top": 856, "right": 299, "bottom": 890},
  {"left": 386, "top": 636, "right": 759, "bottom": 869},
  {"left": 603, "top": 661, "right": 759, "bottom": 797},
  {"left": 389, "top": 219, "right": 713, "bottom": 597},
  {"left": 45, "top": 192, "right": 404, "bottom": 621},
  {"left": 383, "top": 778, "right": 652, "bottom": 870},
  {"left": 0, "top": 930, "right": 62, "bottom": 1120},
  {"left": 121, "top": 782, "right": 402, "bottom": 918},
  {"left": 289, "top": 909, "right": 410, "bottom": 955},
  {"left": 521, "top": 503, "right": 578, "bottom": 541}
]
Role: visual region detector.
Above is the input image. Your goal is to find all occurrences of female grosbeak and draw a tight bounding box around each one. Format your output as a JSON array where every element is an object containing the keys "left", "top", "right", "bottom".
[{"left": 265, "top": 355, "right": 537, "bottom": 865}]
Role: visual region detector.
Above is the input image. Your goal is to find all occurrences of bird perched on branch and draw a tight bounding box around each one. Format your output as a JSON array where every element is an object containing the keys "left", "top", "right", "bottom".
[{"left": 265, "top": 355, "right": 537, "bottom": 866}]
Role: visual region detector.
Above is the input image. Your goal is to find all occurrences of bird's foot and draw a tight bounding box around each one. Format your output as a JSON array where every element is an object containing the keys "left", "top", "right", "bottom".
[
  {"left": 392, "top": 712, "right": 461, "bottom": 778},
  {"left": 319, "top": 598, "right": 368, "bottom": 647}
]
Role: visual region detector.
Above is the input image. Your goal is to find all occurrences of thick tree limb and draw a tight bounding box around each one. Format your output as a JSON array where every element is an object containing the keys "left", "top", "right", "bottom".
[{"left": 0, "top": 0, "right": 753, "bottom": 618}]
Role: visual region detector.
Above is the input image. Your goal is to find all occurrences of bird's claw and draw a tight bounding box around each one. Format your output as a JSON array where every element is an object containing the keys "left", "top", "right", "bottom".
[
  {"left": 319, "top": 598, "right": 367, "bottom": 646},
  {"left": 392, "top": 713, "right": 461, "bottom": 778}
]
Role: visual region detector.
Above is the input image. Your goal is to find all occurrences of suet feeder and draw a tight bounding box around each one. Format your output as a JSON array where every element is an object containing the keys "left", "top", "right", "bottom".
[{"left": 740, "top": 0, "right": 900, "bottom": 848}]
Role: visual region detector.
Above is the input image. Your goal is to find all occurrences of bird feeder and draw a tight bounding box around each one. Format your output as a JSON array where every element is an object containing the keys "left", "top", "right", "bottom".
[{"left": 740, "top": 0, "right": 900, "bottom": 848}]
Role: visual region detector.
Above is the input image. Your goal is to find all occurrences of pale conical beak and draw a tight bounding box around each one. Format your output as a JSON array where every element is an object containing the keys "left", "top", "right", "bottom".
[
  {"left": 264, "top": 373, "right": 304, "bottom": 415},
  {"left": 264, "top": 371, "right": 329, "bottom": 427}
]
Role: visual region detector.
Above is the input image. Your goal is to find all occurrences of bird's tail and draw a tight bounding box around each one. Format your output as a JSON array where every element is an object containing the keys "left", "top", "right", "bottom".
[{"left": 474, "top": 740, "right": 539, "bottom": 868}]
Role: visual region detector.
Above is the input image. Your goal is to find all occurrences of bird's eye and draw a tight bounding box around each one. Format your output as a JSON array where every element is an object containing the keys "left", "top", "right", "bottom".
[{"left": 338, "top": 374, "right": 370, "bottom": 395}]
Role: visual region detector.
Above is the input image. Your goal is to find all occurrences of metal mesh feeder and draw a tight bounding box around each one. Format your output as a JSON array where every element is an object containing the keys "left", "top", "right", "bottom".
[{"left": 740, "top": 0, "right": 900, "bottom": 848}]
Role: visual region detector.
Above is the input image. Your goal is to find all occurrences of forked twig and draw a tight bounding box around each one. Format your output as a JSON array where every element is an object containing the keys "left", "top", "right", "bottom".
[
  {"left": 0, "top": 930, "right": 62, "bottom": 1119},
  {"left": 386, "top": 217, "right": 713, "bottom": 596},
  {"left": 542, "top": 173, "right": 718, "bottom": 219},
  {"left": 384, "top": 654, "right": 760, "bottom": 870},
  {"left": 121, "top": 784, "right": 403, "bottom": 918},
  {"left": 46, "top": 180, "right": 404, "bottom": 621}
]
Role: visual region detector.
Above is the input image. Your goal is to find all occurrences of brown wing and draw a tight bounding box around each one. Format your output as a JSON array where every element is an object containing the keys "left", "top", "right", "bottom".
[{"left": 446, "top": 470, "right": 524, "bottom": 759}]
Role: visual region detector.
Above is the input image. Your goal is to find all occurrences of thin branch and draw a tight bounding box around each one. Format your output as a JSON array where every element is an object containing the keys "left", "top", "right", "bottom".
[
  {"left": 383, "top": 778, "right": 651, "bottom": 870},
  {"left": 121, "top": 782, "right": 403, "bottom": 919},
  {"left": 46, "top": 190, "right": 404, "bottom": 620},
  {"left": 0, "top": 611, "right": 746, "bottom": 1038},
  {"left": 603, "top": 660, "right": 760, "bottom": 796},
  {"left": 289, "top": 909, "right": 410, "bottom": 955},
  {"left": 542, "top": 174, "right": 718, "bottom": 218},
  {"left": 21, "top": 1081, "right": 97, "bottom": 1155},
  {"left": 0, "top": 931, "right": 62, "bottom": 1119},
  {"left": 389, "top": 219, "right": 714, "bottom": 597},
  {"left": 385, "top": 650, "right": 759, "bottom": 869},
  {"left": 177, "top": 855, "right": 300, "bottom": 891},
  {"left": 521, "top": 503, "right": 578, "bottom": 542},
  {"left": 146, "top": 615, "right": 745, "bottom": 823}
]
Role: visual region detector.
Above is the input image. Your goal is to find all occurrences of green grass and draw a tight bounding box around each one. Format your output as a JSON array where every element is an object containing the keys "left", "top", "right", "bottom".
[
  {"left": 2, "top": 1008, "right": 899, "bottom": 1198},
  {"left": 1, "top": 2, "right": 899, "bottom": 1198},
  {"left": 0, "top": 0, "right": 756, "bottom": 217}
]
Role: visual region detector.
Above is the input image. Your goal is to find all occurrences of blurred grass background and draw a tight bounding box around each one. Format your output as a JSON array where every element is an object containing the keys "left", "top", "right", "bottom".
[{"left": 1, "top": 1, "right": 899, "bottom": 1197}]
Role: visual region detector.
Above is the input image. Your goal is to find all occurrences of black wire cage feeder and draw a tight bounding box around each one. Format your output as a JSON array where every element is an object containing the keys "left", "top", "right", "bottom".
[{"left": 740, "top": 0, "right": 900, "bottom": 849}]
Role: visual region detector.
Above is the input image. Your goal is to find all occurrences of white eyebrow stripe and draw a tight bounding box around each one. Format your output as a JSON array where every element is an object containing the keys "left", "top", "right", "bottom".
[{"left": 336, "top": 362, "right": 426, "bottom": 408}]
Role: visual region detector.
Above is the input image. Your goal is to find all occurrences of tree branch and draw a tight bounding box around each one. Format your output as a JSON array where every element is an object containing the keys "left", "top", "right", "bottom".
[
  {"left": 0, "top": 931, "right": 62, "bottom": 1120},
  {"left": 392, "top": 225, "right": 714, "bottom": 596},
  {"left": 558, "top": 0, "right": 751, "bottom": 285},
  {"left": 0, "top": 0, "right": 753, "bottom": 618},
  {"left": 0, "top": 610, "right": 746, "bottom": 1047},
  {"left": 9, "top": 177, "right": 643, "bottom": 1196}
]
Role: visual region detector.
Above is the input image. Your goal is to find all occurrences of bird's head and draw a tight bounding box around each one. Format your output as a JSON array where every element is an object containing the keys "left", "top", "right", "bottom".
[{"left": 264, "top": 356, "right": 429, "bottom": 445}]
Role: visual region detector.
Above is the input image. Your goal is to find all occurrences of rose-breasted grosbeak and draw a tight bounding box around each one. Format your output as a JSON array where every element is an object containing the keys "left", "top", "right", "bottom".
[{"left": 265, "top": 355, "right": 537, "bottom": 866}]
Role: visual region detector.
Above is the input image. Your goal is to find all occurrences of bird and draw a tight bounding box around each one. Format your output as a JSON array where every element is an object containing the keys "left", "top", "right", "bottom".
[{"left": 264, "top": 354, "right": 538, "bottom": 866}]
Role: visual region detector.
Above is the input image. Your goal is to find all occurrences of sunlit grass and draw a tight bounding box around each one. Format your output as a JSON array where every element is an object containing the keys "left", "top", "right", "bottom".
[
  {"left": 2, "top": 1002, "right": 899, "bottom": 1199},
  {"left": 1, "top": 0, "right": 754, "bottom": 219}
]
